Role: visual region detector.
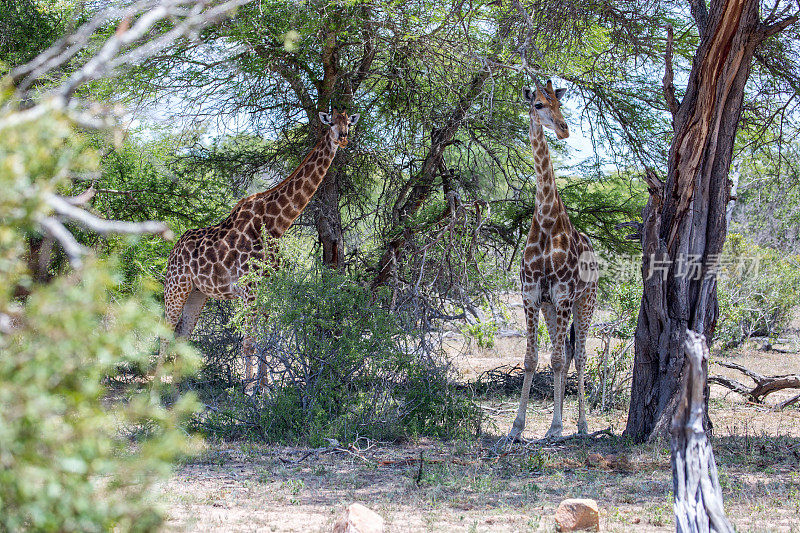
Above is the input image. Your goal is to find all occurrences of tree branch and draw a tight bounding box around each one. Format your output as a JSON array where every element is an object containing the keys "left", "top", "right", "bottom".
[
  {"left": 13, "top": 0, "right": 255, "bottom": 101},
  {"left": 663, "top": 24, "right": 680, "bottom": 121},
  {"left": 689, "top": 0, "right": 709, "bottom": 36},
  {"left": 45, "top": 193, "right": 173, "bottom": 240},
  {"left": 39, "top": 217, "right": 87, "bottom": 268},
  {"left": 760, "top": 14, "right": 799, "bottom": 39}
]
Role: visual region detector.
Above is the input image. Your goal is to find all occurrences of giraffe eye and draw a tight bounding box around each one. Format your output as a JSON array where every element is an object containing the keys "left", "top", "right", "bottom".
[{"left": 534, "top": 102, "right": 544, "bottom": 109}]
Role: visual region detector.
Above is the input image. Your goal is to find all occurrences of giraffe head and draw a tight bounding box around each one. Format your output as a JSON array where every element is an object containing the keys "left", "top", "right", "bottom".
[
  {"left": 522, "top": 80, "right": 569, "bottom": 140},
  {"left": 319, "top": 109, "right": 360, "bottom": 147}
]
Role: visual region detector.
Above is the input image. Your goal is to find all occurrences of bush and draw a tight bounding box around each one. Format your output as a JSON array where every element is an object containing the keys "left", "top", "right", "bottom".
[
  {"left": 0, "top": 94, "right": 200, "bottom": 531},
  {"left": 588, "top": 267, "right": 641, "bottom": 410},
  {"left": 715, "top": 233, "right": 800, "bottom": 348},
  {"left": 195, "top": 248, "right": 480, "bottom": 445}
]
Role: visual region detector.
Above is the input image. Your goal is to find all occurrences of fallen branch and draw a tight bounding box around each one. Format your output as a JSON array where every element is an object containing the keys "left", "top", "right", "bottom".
[
  {"left": 773, "top": 393, "right": 800, "bottom": 411},
  {"left": 377, "top": 457, "right": 476, "bottom": 467},
  {"left": 711, "top": 361, "right": 800, "bottom": 404},
  {"left": 526, "top": 427, "right": 613, "bottom": 447}
]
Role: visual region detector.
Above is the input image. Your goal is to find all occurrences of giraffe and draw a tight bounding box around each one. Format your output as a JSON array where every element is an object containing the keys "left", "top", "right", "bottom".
[
  {"left": 509, "top": 81, "right": 598, "bottom": 441},
  {"left": 160, "top": 109, "right": 359, "bottom": 388}
]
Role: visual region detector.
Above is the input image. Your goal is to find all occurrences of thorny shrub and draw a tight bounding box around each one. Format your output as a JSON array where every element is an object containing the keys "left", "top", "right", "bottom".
[
  {"left": 716, "top": 233, "right": 800, "bottom": 348},
  {"left": 193, "top": 240, "right": 481, "bottom": 445}
]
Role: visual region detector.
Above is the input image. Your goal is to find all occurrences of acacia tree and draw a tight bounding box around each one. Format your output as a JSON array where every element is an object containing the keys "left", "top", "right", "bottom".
[
  {"left": 118, "top": 0, "right": 646, "bottom": 281},
  {"left": 625, "top": 0, "right": 799, "bottom": 442}
]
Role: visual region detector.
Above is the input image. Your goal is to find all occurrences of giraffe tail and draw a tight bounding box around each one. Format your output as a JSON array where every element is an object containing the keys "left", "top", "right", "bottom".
[{"left": 564, "top": 321, "right": 576, "bottom": 372}]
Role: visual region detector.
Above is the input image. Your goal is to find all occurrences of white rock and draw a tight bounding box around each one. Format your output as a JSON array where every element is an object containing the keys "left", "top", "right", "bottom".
[
  {"left": 332, "top": 503, "right": 384, "bottom": 533},
  {"left": 554, "top": 498, "right": 599, "bottom": 531}
]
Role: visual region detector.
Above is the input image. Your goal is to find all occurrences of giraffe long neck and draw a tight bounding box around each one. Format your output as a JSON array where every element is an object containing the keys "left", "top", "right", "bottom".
[
  {"left": 245, "top": 129, "right": 339, "bottom": 237},
  {"left": 528, "top": 112, "right": 565, "bottom": 223}
]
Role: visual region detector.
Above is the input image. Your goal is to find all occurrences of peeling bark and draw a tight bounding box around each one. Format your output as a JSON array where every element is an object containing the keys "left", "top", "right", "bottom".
[
  {"left": 671, "top": 331, "right": 734, "bottom": 533},
  {"left": 624, "top": 0, "right": 792, "bottom": 442}
]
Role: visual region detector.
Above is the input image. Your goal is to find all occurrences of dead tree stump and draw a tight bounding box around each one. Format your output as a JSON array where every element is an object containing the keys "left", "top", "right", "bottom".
[{"left": 670, "top": 330, "right": 734, "bottom": 533}]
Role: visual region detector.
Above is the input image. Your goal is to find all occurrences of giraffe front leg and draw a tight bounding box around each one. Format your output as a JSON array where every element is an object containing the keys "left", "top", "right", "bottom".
[
  {"left": 509, "top": 298, "right": 540, "bottom": 442},
  {"left": 544, "top": 306, "right": 570, "bottom": 439}
]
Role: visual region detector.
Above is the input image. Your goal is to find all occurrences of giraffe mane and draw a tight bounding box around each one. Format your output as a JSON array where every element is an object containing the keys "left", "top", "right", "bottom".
[{"left": 231, "top": 131, "right": 330, "bottom": 210}]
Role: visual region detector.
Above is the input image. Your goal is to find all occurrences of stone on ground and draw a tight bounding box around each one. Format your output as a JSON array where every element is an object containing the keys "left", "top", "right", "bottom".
[
  {"left": 554, "top": 498, "right": 600, "bottom": 531},
  {"left": 332, "top": 503, "right": 384, "bottom": 533}
]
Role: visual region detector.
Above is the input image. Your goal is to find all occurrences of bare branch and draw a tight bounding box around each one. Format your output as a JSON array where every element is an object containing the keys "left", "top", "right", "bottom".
[
  {"left": 45, "top": 194, "right": 173, "bottom": 240},
  {"left": 760, "top": 14, "right": 799, "bottom": 39},
  {"left": 57, "top": 0, "right": 255, "bottom": 100},
  {"left": 10, "top": 0, "right": 157, "bottom": 90},
  {"left": 663, "top": 24, "right": 680, "bottom": 121},
  {"left": 39, "top": 217, "right": 87, "bottom": 268},
  {"left": 12, "top": 0, "right": 254, "bottom": 100},
  {"left": 512, "top": 0, "right": 546, "bottom": 88}
]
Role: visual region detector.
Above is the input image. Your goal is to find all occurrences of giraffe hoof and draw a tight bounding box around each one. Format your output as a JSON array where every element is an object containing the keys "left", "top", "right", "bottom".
[
  {"left": 508, "top": 431, "right": 527, "bottom": 444},
  {"left": 544, "top": 426, "right": 563, "bottom": 439},
  {"left": 496, "top": 432, "right": 525, "bottom": 451}
]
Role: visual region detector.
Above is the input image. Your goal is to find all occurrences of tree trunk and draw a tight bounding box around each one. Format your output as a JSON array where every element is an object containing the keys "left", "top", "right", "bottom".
[
  {"left": 671, "top": 331, "right": 734, "bottom": 533},
  {"left": 314, "top": 165, "right": 345, "bottom": 270},
  {"left": 310, "top": 13, "right": 374, "bottom": 270},
  {"left": 625, "top": 0, "right": 763, "bottom": 442}
]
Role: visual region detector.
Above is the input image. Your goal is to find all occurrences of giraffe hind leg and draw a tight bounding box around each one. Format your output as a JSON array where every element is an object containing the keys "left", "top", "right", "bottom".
[
  {"left": 573, "top": 290, "right": 596, "bottom": 435},
  {"left": 175, "top": 289, "right": 208, "bottom": 338}
]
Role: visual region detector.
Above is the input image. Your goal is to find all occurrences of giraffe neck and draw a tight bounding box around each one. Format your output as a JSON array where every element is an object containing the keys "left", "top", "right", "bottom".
[
  {"left": 528, "top": 111, "right": 565, "bottom": 225},
  {"left": 240, "top": 129, "right": 339, "bottom": 237}
]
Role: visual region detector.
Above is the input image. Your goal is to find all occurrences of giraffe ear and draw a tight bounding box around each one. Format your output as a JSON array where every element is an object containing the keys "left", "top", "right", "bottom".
[
  {"left": 348, "top": 113, "right": 360, "bottom": 126},
  {"left": 319, "top": 112, "right": 332, "bottom": 126},
  {"left": 554, "top": 87, "right": 567, "bottom": 100},
  {"left": 522, "top": 86, "right": 535, "bottom": 103}
]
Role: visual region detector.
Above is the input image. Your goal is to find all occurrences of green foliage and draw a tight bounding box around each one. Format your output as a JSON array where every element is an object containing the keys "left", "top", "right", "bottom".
[
  {"left": 589, "top": 266, "right": 642, "bottom": 410},
  {"left": 597, "top": 265, "right": 642, "bottom": 340},
  {"left": 0, "top": 91, "right": 200, "bottom": 531},
  {"left": 715, "top": 233, "right": 800, "bottom": 348},
  {"left": 0, "top": 262, "right": 201, "bottom": 532},
  {"left": 199, "top": 244, "right": 480, "bottom": 445},
  {"left": 462, "top": 320, "right": 499, "bottom": 348},
  {"left": 0, "top": 0, "right": 66, "bottom": 70}
]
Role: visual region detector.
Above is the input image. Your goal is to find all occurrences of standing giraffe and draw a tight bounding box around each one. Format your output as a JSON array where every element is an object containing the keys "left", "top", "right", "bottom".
[
  {"left": 509, "top": 81, "right": 598, "bottom": 440},
  {"left": 160, "top": 110, "right": 359, "bottom": 387}
]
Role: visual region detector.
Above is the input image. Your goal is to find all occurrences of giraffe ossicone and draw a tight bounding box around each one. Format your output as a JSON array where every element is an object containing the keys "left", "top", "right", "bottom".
[
  {"left": 509, "top": 80, "right": 598, "bottom": 441},
  {"left": 160, "top": 109, "right": 359, "bottom": 391}
]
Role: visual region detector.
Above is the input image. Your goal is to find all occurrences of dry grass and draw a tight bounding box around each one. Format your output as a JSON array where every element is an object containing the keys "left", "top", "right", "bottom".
[
  {"left": 162, "top": 392, "right": 800, "bottom": 532},
  {"left": 162, "top": 304, "right": 800, "bottom": 532}
]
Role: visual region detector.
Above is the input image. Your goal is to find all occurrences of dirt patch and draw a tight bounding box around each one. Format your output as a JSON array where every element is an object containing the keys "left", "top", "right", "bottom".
[
  {"left": 163, "top": 301, "right": 800, "bottom": 532},
  {"left": 163, "top": 392, "right": 800, "bottom": 532}
]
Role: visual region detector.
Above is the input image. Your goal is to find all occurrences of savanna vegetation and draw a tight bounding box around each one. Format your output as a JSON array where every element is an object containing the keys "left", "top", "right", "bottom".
[{"left": 1, "top": 0, "right": 799, "bottom": 530}]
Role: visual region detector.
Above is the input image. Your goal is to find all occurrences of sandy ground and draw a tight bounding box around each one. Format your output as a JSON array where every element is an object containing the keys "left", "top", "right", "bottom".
[{"left": 162, "top": 299, "right": 800, "bottom": 532}]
